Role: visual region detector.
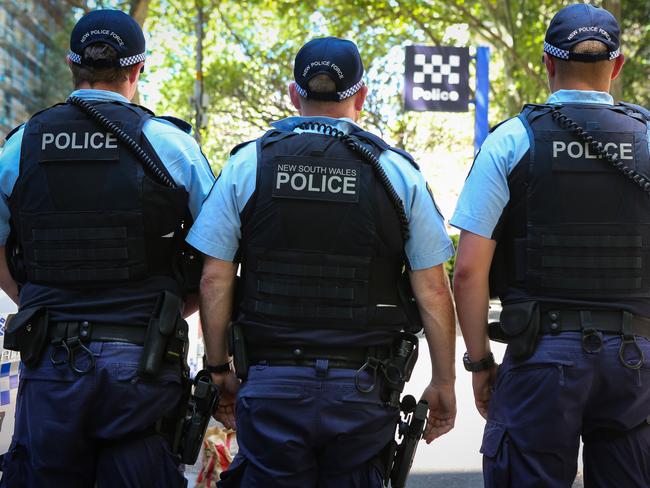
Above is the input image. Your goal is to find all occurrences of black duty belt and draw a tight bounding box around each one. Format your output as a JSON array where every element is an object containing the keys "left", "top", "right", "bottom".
[
  {"left": 540, "top": 309, "right": 650, "bottom": 338},
  {"left": 48, "top": 321, "right": 147, "bottom": 345},
  {"left": 247, "top": 344, "right": 390, "bottom": 370}
]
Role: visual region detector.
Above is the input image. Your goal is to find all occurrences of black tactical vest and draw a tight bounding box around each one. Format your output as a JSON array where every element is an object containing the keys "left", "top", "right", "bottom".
[
  {"left": 489, "top": 102, "right": 650, "bottom": 314},
  {"left": 9, "top": 100, "right": 189, "bottom": 292},
  {"left": 236, "top": 128, "right": 413, "bottom": 341}
]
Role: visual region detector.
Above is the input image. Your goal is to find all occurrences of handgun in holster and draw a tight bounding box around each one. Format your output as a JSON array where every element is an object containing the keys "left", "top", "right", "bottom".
[
  {"left": 383, "top": 396, "right": 428, "bottom": 488},
  {"left": 171, "top": 369, "right": 220, "bottom": 465},
  {"left": 138, "top": 291, "right": 187, "bottom": 378},
  {"left": 381, "top": 333, "right": 419, "bottom": 408}
]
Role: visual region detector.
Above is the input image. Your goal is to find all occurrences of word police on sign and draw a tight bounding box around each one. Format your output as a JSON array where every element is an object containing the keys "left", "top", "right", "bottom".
[{"left": 404, "top": 45, "right": 470, "bottom": 112}]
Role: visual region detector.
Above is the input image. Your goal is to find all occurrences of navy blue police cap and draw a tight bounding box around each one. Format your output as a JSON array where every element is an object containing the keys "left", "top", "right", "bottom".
[
  {"left": 294, "top": 37, "right": 365, "bottom": 102},
  {"left": 544, "top": 3, "right": 620, "bottom": 62},
  {"left": 68, "top": 9, "right": 146, "bottom": 69}
]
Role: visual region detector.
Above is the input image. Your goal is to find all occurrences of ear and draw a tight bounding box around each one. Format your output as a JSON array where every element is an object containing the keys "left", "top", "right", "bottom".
[
  {"left": 543, "top": 53, "right": 555, "bottom": 78},
  {"left": 66, "top": 55, "right": 73, "bottom": 68},
  {"left": 289, "top": 82, "right": 302, "bottom": 111},
  {"left": 128, "top": 62, "right": 144, "bottom": 84},
  {"left": 611, "top": 53, "right": 625, "bottom": 81},
  {"left": 353, "top": 85, "right": 368, "bottom": 112}
]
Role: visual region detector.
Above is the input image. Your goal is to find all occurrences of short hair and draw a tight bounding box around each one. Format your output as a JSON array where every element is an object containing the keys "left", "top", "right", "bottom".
[
  {"left": 571, "top": 39, "right": 609, "bottom": 56},
  {"left": 306, "top": 74, "right": 337, "bottom": 94},
  {"left": 69, "top": 44, "right": 132, "bottom": 87}
]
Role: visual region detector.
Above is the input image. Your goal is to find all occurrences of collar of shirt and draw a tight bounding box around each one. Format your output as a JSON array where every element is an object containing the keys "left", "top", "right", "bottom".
[
  {"left": 546, "top": 89, "right": 614, "bottom": 105},
  {"left": 271, "top": 116, "right": 361, "bottom": 135},
  {"left": 69, "top": 89, "right": 130, "bottom": 104}
]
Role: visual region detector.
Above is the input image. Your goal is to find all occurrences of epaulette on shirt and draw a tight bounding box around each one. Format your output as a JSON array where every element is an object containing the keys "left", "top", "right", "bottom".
[
  {"left": 5, "top": 123, "right": 24, "bottom": 142},
  {"left": 230, "top": 139, "right": 257, "bottom": 156},
  {"left": 156, "top": 116, "right": 193, "bottom": 134}
]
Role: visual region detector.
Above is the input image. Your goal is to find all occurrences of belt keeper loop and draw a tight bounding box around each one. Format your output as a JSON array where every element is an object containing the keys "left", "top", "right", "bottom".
[
  {"left": 621, "top": 311, "right": 633, "bottom": 338},
  {"left": 580, "top": 310, "right": 593, "bottom": 331}
]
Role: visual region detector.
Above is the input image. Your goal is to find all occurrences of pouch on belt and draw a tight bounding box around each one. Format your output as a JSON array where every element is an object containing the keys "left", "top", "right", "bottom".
[
  {"left": 488, "top": 301, "right": 540, "bottom": 360},
  {"left": 3, "top": 307, "right": 48, "bottom": 367}
]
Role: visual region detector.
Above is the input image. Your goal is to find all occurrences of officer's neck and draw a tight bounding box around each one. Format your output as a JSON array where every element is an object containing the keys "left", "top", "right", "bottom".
[
  {"left": 298, "top": 102, "right": 359, "bottom": 122},
  {"left": 550, "top": 75, "right": 612, "bottom": 94},
  {"left": 74, "top": 81, "right": 134, "bottom": 101}
]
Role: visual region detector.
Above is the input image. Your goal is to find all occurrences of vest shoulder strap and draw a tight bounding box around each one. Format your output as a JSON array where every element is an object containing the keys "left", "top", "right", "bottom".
[
  {"left": 351, "top": 129, "right": 420, "bottom": 170},
  {"left": 618, "top": 102, "right": 650, "bottom": 122}
]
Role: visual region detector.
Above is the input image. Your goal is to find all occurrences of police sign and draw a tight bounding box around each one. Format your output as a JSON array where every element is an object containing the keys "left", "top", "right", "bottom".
[{"left": 404, "top": 45, "right": 470, "bottom": 112}]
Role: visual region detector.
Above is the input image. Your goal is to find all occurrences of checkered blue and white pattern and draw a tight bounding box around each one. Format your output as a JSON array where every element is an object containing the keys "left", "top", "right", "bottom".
[
  {"left": 68, "top": 51, "right": 82, "bottom": 64},
  {"left": 544, "top": 41, "right": 620, "bottom": 60},
  {"left": 609, "top": 48, "right": 621, "bottom": 60},
  {"left": 543, "top": 41, "right": 570, "bottom": 60},
  {"left": 0, "top": 352, "right": 21, "bottom": 407},
  {"left": 337, "top": 79, "right": 364, "bottom": 100},
  {"left": 295, "top": 79, "right": 365, "bottom": 101},
  {"left": 412, "top": 53, "right": 461, "bottom": 85},
  {"left": 119, "top": 52, "right": 147, "bottom": 67},
  {"left": 67, "top": 50, "right": 146, "bottom": 67}
]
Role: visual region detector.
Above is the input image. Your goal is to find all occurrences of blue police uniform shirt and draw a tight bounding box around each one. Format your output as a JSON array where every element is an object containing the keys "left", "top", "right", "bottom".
[
  {"left": 187, "top": 116, "right": 454, "bottom": 270},
  {"left": 450, "top": 89, "right": 650, "bottom": 237},
  {"left": 0, "top": 89, "right": 215, "bottom": 246}
]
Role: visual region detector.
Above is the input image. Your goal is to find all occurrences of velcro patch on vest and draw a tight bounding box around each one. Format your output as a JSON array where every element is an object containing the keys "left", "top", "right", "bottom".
[
  {"left": 272, "top": 156, "right": 360, "bottom": 203},
  {"left": 38, "top": 122, "right": 120, "bottom": 162}
]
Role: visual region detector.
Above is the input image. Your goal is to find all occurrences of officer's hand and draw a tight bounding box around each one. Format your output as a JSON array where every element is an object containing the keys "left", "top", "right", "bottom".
[
  {"left": 211, "top": 370, "right": 240, "bottom": 430},
  {"left": 420, "top": 382, "right": 456, "bottom": 443},
  {"left": 472, "top": 363, "right": 498, "bottom": 420}
]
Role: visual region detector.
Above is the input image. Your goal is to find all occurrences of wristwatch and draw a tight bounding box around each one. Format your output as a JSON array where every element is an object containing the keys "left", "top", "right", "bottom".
[
  {"left": 205, "top": 361, "right": 232, "bottom": 373},
  {"left": 463, "top": 351, "right": 495, "bottom": 372}
]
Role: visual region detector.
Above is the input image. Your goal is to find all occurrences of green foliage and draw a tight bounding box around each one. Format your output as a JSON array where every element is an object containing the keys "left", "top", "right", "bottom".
[
  {"left": 444, "top": 233, "right": 459, "bottom": 284},
  {"left": 50, "top": 1, "right": 650, "bottom": 172}
]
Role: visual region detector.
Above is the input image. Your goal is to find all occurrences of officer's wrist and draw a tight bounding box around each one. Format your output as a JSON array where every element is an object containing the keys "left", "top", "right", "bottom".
[
  {"left": 206, "top": 361, "right": 232, "bottom": 374},
  {"left": 463, "top": 351, "right": 495, "bottom": 372}
]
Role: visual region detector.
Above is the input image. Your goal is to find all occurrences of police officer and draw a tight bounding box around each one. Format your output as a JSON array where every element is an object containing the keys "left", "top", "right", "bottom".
[
  {"left": 452, "top": 4, "right": 650, "bottom": 487},
  {"left": 188, "top": 37, "right": 457, "bottom": 487},
  {"left": 0, "top": 9, "right": 214, "bottom": 487}
]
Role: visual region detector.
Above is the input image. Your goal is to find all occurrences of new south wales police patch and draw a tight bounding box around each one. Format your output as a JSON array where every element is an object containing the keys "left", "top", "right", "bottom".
[{"left": 272, "top": 156, "right": 360, "bottom": 203}]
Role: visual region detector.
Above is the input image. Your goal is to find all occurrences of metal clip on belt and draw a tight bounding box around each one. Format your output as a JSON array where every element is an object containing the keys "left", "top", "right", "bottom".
[{"left": 50, "top": 321, "right": 95, "bottom": 375}]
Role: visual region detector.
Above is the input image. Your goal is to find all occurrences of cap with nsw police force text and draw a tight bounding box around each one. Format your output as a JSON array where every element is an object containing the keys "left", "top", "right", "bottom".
[
  {"left": 294, "top": 37, "right": 365, "bottom": 102},
  {"left": 68, "top": 9, "right": 146, "bottom": 68},
  {"left": 544, "top": 3, "right": 620, "bottom": 62}
]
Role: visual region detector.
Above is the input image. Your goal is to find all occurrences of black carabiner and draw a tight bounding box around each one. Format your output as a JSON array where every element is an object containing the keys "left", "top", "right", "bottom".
[
  {"left": 50, "top": 341, "right": 70, "bottom": 366},
  {"left": 355, "top": 357, "right": 381, "bottom": 393},
  {"left": 581, "top": 329, "right": 603, "bottom": 354},
  {"left": 619, "top": 335, "right": 644, "bottom": 370},
  {"left": 67, "top": 338, "right": 96, "bottom": 375}
]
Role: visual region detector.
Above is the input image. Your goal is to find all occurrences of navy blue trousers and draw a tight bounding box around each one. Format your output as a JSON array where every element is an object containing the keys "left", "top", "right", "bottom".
[
  {"left": 219, "top": 363, "right": 399, "bottom": 488},
  {"left": 482, "top": 332, "right": 650, "bottom": 488},
  {"left": 0, "top": 342, "right": 186, "bottom": 488}
]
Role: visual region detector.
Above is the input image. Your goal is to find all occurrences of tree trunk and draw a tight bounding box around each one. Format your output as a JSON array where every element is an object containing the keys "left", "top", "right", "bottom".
[
  {"left": 603, "top": 0, "right": 623, "bottom": 101},
  {"left": 130, "top": 0, "right": 150, "bottom": 104}
]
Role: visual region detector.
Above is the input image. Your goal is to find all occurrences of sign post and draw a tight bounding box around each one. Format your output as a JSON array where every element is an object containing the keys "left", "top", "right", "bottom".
[{"left": 474, "top": 47, "right": 490, "bottom": 154}]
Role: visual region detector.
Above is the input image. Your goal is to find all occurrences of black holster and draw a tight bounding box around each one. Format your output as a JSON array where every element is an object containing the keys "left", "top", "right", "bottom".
[
  {"left": 489, "top": 301, "right": 540, "bottom": 360},
  {"left": 3, "top": 307, "right": 48, "bottom": 367},
  {"left": 397, "top": 271, "right": 423, "bottom": 334},
  {"left": 229, "top": 321, "right": 249, "bottom": 381},
  {"left": 380, "top": 333, "right": 419, "bottom": 408},
  {"left": 138, "top": 291, "right": 187, "bottom": 378}
]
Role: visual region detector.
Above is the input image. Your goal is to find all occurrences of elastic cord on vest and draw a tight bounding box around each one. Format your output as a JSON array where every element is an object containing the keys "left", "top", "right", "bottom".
[
  {"left": 295, "top": 122, "right": 410, "bottom": 241},
  {"left": 67, "top": 96, "right": 178, "bottom": 189},
  {"left": 550, "top": 107, "right": 650, "bottom": 194}
]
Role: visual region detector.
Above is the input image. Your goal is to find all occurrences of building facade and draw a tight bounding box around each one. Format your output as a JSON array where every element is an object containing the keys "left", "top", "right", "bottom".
[{"left": 0, "top": 0, "right": 68, "bottom": 136}]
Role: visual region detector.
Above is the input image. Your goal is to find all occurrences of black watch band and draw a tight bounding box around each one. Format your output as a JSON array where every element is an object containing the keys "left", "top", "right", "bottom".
[
  {"left": 463, "top": 351, "right": 495, "bottom": 372},
  {"left": 206, "top": 362, "right": 232, "bottom": 373}
]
